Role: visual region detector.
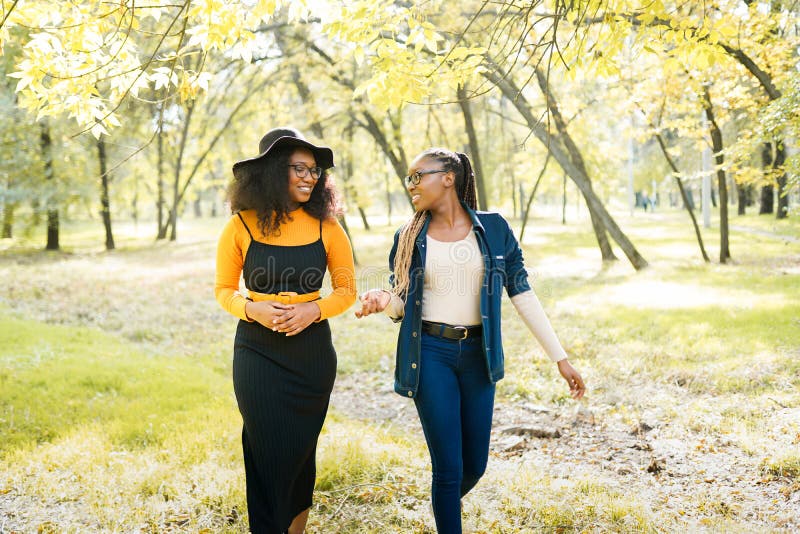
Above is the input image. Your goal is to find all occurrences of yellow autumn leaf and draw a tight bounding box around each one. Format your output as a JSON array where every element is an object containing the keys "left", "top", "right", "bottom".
[
  {"left": 252, "top": 0, "right": 278, "bottom": 21},
  {"left": 716, "top": 21, "right": 739, "bottom": 40},
  {"left": 354, "top": 45, "right": 365, "bottom": 66},
  {"left": 692, "top": 47, "right": 709, "bottom": 70}
]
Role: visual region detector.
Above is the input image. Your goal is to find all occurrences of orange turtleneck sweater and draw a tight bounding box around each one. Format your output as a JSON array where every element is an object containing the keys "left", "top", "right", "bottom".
[{"left": 215, "top": 208, "right": 357, "bottom": 322}]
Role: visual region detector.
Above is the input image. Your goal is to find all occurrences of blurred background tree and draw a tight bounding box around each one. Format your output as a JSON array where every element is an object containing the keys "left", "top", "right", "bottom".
[{"left": 0, "top": 0, "right": 795, "bottom": 261}]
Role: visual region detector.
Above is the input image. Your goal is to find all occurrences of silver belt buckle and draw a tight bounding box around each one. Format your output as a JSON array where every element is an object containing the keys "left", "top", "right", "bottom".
[{"left": 454, "top": 326, "right": 468, "bottom": 340}]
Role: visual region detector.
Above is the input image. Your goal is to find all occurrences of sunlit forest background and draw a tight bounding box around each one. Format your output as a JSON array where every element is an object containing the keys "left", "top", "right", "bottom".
[{"left": 1, "top": 1, "right": 799, "bottom": 532}]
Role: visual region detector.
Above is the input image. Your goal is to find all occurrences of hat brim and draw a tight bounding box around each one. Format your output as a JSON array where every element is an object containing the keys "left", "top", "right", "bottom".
[{"left": 232, "top": 136, "right": 334, "bottom": 176}]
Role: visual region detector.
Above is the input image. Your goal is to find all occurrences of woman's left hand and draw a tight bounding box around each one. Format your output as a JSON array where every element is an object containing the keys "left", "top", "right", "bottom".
[
  {"left": 557, "top": 359, "right": 586, "bottom": 399},
  {"left": 272, "top": 302, "right": 322, "bottom": 336}
]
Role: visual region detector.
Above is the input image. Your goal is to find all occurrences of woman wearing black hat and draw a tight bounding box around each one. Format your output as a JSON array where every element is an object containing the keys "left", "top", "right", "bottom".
[
  {"left": 215, "top": 127, "right": 356, "bottom": 533},
  {"left": 356, "top": 147, "right": 585, "bottom": 533}
]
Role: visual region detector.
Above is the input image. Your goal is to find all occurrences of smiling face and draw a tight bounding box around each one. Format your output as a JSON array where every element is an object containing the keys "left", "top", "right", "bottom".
[
  {"left": 406, "top": 155, "right": 454, "bottom": 212},
  {"left": 286, "top": 148, "right": 318, "bottom": 209}
]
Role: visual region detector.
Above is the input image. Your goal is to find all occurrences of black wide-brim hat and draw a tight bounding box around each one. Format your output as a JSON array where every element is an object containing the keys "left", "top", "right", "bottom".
[{"left": 232, "top": 127, "right": 334, "bottom": 179}]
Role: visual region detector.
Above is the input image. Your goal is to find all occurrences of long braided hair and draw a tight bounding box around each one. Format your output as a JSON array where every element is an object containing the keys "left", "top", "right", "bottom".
[{"left": 391, "top": 148, "right": 478, "bottom": 299}]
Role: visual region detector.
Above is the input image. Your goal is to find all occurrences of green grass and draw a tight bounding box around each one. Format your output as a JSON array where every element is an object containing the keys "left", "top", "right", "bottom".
[
  {"left": 762, "top": 454, "right": 800, "bottom": 479},
  {"left": 0, "top": 313, "right": 248, "bottom": 533},
  {"left": 497, "top": 472, "right": 659, "bottom": 533},
  {"left": 0, "top": 315, "right": 232, "bottom": 452}
]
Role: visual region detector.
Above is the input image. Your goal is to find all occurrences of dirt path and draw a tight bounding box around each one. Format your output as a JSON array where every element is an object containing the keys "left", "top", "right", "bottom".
[{"left": 331, "top": 371, "right": 800, "bottom": 532}]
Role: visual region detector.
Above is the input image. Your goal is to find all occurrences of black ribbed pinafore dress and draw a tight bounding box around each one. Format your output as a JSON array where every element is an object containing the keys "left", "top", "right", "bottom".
[{"left": 232, "top": 213, "right": 336, "bottom": 533}]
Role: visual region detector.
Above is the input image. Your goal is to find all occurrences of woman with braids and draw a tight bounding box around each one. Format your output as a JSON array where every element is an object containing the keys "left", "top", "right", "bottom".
[
  {"left": 356, "top": 148, "right": 585, "bottom": 533},
  {"left": 215, "top": 127, "right": 356, "bottom": 533}
]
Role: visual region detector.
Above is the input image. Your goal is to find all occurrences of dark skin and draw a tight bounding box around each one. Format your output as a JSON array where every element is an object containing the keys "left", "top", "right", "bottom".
[
  {"left": 356, "top": 155, "right": 586, "bottom": 400},
  {"left": 244, "top": 147, "right": 322, "bottom": 338}
]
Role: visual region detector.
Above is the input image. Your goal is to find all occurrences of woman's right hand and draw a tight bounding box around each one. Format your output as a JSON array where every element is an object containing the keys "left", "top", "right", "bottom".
[
  {"left": 245, "top": 300, "right": 294, "bottom": 329},
  {"left": 354, "top": 289, "right": 391, "bottom": 318}
]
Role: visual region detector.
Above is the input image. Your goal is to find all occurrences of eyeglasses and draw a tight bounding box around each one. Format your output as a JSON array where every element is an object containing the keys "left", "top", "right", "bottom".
[
  {"left": 288, "top": 164, "right": 323, "bottom": 180},
  {"left": 404, "top": 169, "right": 447, "bottom": 186}
]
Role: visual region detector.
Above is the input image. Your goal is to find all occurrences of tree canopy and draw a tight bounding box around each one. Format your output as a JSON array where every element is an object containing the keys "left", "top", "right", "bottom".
[{"left": 0, "top": 0, "right": 796, "bottom": 249}]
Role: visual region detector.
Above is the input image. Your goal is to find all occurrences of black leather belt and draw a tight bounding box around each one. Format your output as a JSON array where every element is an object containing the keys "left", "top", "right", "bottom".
[{"left": 421, "top": 320, "right": 482, "bottom": 341}]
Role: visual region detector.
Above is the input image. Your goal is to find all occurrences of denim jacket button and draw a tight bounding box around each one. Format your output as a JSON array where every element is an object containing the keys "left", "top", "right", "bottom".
[
  {"left": 411, "top": 363, "right": 417, "bottom": 369},
  {"left": 407, "top": 391, "right": 413, "bottom": 397},
  {"left": 412, "top": 331, "right": 417, "bottom": 337}
]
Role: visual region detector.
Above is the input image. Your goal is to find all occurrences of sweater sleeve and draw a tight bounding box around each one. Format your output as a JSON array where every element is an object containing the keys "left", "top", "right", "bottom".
[
  {"left": 510, "top": 289, "right": 567, "bottom": 362},
  {"left": 317, "top": 218, "right": 357, "bottom": 320},
  {"left": 214, "top": 216, "right": 253, "bottom": 322},
  {"left": 383, "top": 293, "right": 405, "bottom": 320}
]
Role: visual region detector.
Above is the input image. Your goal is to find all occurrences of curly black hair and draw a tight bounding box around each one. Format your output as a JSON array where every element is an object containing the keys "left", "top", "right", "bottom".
[{"left": 227, "top": 145, "right": 340, "bottom": 236}]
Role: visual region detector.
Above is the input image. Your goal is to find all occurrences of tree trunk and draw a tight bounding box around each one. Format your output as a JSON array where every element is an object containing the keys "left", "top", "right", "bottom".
[
  {"left": 702, "top": 86, "right": 730, "bottom": 263},
  {"left": 275, "top": 30, "right": 325, "bottom": 141},
  {"left": 685, "top": 189, "right": 695, "bottom": 210},
  {"left": 302, "top": 38, "right": 414, "bottom": 211},
  {"left": 736, "top": 182, "right": 748, "bottom": 215},
  {"left": 759, "top": 185, "right": 774, "bottom": 214},
  {"left": 385, "top": 173, "right": 392, "bottom": 226},
  {"left": 561, "top": 173, "right": 567, "bottom": 224},
  {"left": 343, "top": 126, "right": 370, "bottom": 232},
  {"left": 510, "top": 168, "right": 517, "bottom": 219},
  {"left": 357, "top": 206, "right": 370, "bottom": 231},
  {"left": 193, "top": 197, "right": 202, "bottom": 218},
  {"left": 271, "top": 52, "right": 361, "bottom": 259},
  {"left": 519, "top": 153, "right": 550, "bottom": 242},
  {"left": 759, "top": 143, "right": 774, "bottom": 215},
  {"left": 531, "top": 68, "right": 618, "bottom": 262},
  {"left": 167, "top": 75, "right": 272, "bottom": 239},
  {"left": 775, "top": 143, "right": 788, "bottom": 219},
  {"left": 40, "top": 121, "right": 59, "bottom": 251},
  {"left": 97, "top": 137, "right": 115, "bottom": 250},
  {"left": 46, "top": 209, "right": 59, "bottom": 251},
  {"left": 360, "top": 111, "right": 413, "bottom": 209},
  {"left": 717, "top": 28, "right": 788, "bottom": 218},
  {"left": 586, "top": 207, "right": 616, "bottom": 259},
  {"left": 156, "top": 113, "right": 167, "bottom": 239},
  {"left": 645, "top": 4, "right": 790, "bottom": 220},
  {"left": 168, "top": 100, "right": 196, "bottom": 241},
  {"left": 501, "top": 102, "right": 517, "bottom": 219},
  {"left": 2, "top": 202, "right": 14, "bottom": 238},
  {"left": 337, "top": 214, "right": 358, "bottom": 265},
  {"left": 487, "top": 66, "right": 647, "bottom": 267},
  {"left": 457, "top": 84, "right": 489, "bottom": 211},
  {"left": 652, "top": 131, "right": 710, "bottom": 262},
  {"left": 340, "top": 121, "right": 370, "bottom": 231},
  {"left": 30, "top": 198, "right": 40, "bottom": 227},
  {"left": 132, "top": 172, "right": 139, "bottom": 227}
]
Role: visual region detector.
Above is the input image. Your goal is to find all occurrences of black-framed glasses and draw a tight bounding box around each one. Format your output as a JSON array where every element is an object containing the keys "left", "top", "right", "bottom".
[
  {"left": 288, "top": 164, "right": 323, "bottom": 180},
  {"left": 404, "top": 169, "right": 447, "bottom": 186}
]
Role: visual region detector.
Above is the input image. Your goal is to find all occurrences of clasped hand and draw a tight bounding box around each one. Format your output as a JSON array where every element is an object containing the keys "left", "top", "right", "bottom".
[
  {"left": 245, "top": 300, "right": 321, "bottom": 336},
  {"left": 354, "top": 289, "right": 391, "bottom": 318}
]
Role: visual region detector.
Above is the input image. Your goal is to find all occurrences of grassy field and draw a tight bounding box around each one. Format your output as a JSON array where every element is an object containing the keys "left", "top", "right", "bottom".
[{"left": 1, "top": 207, "right": 798, "bottom": 533}]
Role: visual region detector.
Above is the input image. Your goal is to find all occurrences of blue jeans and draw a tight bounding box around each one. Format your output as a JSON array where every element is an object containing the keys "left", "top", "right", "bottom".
[{"left": 414, "top": 332, "right": 496, "bottom": 534}]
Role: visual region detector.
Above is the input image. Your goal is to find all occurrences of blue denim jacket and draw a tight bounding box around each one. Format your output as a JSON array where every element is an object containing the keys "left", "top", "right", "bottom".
[{"left": 389, "top": 203, "right": 531, "bottom": 398}]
